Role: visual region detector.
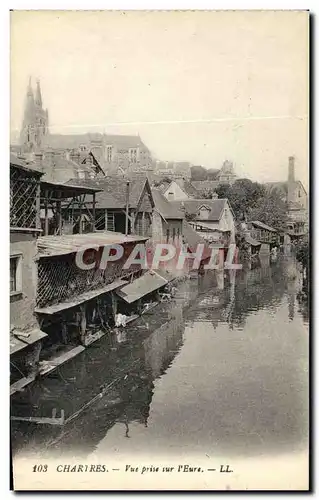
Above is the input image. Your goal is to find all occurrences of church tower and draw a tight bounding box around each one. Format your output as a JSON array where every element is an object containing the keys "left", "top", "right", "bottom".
[{"left": 20, "top": 77, "right": 49, "bottom": 151}]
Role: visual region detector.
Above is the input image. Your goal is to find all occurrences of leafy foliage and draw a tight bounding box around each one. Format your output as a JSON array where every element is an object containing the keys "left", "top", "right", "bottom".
[
  {"left": 215, "top": 178, "right": 288, "bottom": 230},
  {"left": 249, "top": 191, "right": 288, "bottom": 231},
  {"left": 190, "top": 165, "right": 207, "bottom": 181},
  {"left": 295, "top": 235, "right": 309, "bottom": 269},
  {"left": 215, "top": 179, "right": 265, "bottom": 221}
]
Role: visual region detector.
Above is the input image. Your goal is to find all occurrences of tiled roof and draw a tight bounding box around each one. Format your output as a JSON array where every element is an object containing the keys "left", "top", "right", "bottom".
[
  {"left": 171, "top": 199, "right": 227, "bottom": 221},
  {"left": 65, "top": 177, "right": 149, "bottom": 209},
  {"left": 151, "top": 188, "right": 184, "bottom": 220}
]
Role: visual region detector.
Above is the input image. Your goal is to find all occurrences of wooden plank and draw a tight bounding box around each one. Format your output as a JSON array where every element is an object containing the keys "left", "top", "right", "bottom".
[
  {"left": 10, "top": 374, "right": 36, "bottom": 396},
  {"left": 141, "top": 302, "right": 159, "bottom": 315},
  {"left": 123, "top": 314, "right": 139, "bottom": 325},
  {"left": 82, "top": 329, "right": 106, "bottom": 347},
  {"left": 38, "top": 346, "right": 85, "bottom": 376},
  {"left": 11, "top": 409, "right": 65, "bottom": 426}
]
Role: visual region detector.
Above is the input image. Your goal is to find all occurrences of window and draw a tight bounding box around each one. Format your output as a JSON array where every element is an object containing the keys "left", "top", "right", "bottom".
[
  {"left": 10, "top": 255, "right": 22, "bottom": 295},
  {"left": 106, "top": 146, "right": 113, "bottom": 163},
  {"left": 78, "top": 170, "right": 86, "bottom": 179},
  {"left": 177, "top": 228, "right": 180, "bottom": 240},
  {"left": 166, "top": 228, "right": 170, "bottom": 243},
  {"left": 198, "top": 206, "right": 210, "bottom": 219},
  {"left": 172, "top": 228, "right": 176, "bottom": 241},
  {"left": 129, "top": 148, "right": 138, "bottom": 164},
  {"left": 79, "top": 145, "right": 87, "bottom": 152},
  {"left": 298, "top": 190, "right": 301, "bottom": 198}
]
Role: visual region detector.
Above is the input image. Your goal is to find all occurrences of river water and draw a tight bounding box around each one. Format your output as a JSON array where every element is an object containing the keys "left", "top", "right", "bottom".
[{"left": 11, "top": 257, "right": 309, "bottom": 464}]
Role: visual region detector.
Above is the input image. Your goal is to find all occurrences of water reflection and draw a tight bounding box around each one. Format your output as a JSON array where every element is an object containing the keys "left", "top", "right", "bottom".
[{"left": 11, "top": 258, "right": 308, "bottom": 460}]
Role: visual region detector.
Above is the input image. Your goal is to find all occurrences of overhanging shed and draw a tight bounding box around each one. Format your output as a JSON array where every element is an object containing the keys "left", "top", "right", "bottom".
[{"left": 116, "top": 271, "right": 168, "bottom": 304}]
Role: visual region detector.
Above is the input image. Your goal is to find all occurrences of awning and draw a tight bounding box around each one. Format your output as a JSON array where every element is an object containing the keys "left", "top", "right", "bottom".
[
  {"left": 10, "top": 328, "right": 48, "bottom": 355},
  {"left": 116, "top": 271, "right": 168, "bottom": 304},
  {"left": 245, "top": 234, "right": 261, "bottom": 246},
  {"left": 35, "top": 279, "right": 128, "bottom": 315},
  {"left": 189, "top": 221, "right": 229, "bottom": 232}
]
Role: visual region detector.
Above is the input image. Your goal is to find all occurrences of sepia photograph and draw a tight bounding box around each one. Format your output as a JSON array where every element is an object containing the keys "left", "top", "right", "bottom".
[{"left": 9, "top": 9, "right": 309, "bottom": 491}]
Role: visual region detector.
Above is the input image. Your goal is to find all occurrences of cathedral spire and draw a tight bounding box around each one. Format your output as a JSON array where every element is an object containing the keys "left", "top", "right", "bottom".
[
  {"left": 35, "top": 79, "right": 43, "bottom": 108},
  {"left": 20, "top": 77, "right": 48, "bottom": 150}
]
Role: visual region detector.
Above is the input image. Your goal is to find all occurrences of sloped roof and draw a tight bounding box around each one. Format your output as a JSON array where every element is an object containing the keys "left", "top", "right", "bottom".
[
  {"left": 265, "top": 180, "right": 307, "bottom": 198},
  {"left": 39, "top": 156, "right": 96, "bottom": 184},
  {"left": 264, "top": 182, "right": 288, "bottom": 196},
  {"left": 10, "top": 153, "right": 43, "bottom": 176},
  {"left": 175, "top": 179, "right": 200, "bottom": 197},
  {"left": 116, "top": 271, "right": 167, "bottom": 304},
  {"left": 245, "top": 234, "right": 261, "bottom": 246},
  {"left": 250, "top": 220, "right": 277, "bottom": 232},
  {"left": 151, "top": 188, "right": 184, "bottom": 220},
  {"left": 37, "top": 232, "right": 148, "bottom": 257},
  {"left": 65, "top": 177, "right": 150, "bottom": 209},
  {"left": 104, "top": 134, "right": 149, "bottom": 151},
  {"left": 170, "top": 199, "right": 227, "bottom": 221},
  {"left": 42, "top": 133, "right": 149, "bottom": 152},
  {"left": 182, "top": 222, "right": 211, "bottom": 260}
]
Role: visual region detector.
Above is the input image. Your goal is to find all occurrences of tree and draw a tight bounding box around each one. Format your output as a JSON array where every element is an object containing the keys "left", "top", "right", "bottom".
[
  {"left": 190, "top": 165, "right": 207, "bottom": 181},
  {"left": 215, "top": 179, "right": 266, "bottom": 221},
  {"left": 249, "top": 190, "right": 288, "bottom": 231},
  {"left": 295, "top": 235, "right": 309, "bottom": 269}
]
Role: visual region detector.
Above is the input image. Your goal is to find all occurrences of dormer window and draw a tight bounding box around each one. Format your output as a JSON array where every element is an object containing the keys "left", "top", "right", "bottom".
[
  {"left": 79, "top": 144, "right": 87, "bottom": 152},
  {"left": 198, "top": 206, "right": 210, "bottom": 219}
]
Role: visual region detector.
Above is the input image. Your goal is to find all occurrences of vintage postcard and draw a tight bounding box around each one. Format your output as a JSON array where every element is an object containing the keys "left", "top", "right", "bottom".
[{"left": 10, "top": 10, "right": 309, "bottom": 491}]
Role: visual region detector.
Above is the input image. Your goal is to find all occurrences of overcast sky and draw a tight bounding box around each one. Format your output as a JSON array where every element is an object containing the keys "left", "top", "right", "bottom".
[{"left": 10, "top": 10, "right": 308, "bottom": 186}]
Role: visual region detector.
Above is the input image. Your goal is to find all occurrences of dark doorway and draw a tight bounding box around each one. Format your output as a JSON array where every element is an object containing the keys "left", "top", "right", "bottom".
[{"left": 114, "top": 212, "right": 130, "bottom": 234}]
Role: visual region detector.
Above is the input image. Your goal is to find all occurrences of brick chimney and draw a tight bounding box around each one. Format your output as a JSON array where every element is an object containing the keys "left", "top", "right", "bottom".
[
  {"left": 288, "top": 156, "right": 295, "bottom": 183},
  {"left": 288, "top": 156, "right": 295, "bottom": 205}
]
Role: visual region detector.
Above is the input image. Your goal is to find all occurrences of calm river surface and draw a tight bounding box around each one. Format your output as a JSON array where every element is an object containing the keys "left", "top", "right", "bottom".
[{"left": 11, "top": 257, "right": 309, "bottom": 462}]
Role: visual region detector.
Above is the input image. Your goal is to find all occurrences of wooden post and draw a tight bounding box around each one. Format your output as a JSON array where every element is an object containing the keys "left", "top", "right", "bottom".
[
  {"left": 57, "top": 199, "right": 62, "bottom": 235},
  {"left": 137, "top": 299, "right": 142, "bottom": 315},
  {"left": 61, "top": 320, "right": 68, "bottom": 345},
  {"left": 105, "top": 209, "right": 108, "bottom": 231},
  {"left": 131, "top": 211, "right": 136, "bottom": 234},
  {"left": 111, "top": 292, "right": 118, "bottom": 324},
  {"left": 142, "top": 211, "right": 145, "bottom": 236},
  {"left": 36, "top": 182, "right": 41, "bottom": 230},
  {"left": 92, "top": 192, "right": 96, "bottom": 232},
  {"left": 125, "top": 181, "right": 130, "bottom": 236},
  {"left": 44, "top": 189, "right": 49, "bottom": 236},
  {"left": 79, "top": 305, "right": 86, "bottom": 344}
]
